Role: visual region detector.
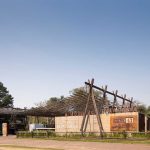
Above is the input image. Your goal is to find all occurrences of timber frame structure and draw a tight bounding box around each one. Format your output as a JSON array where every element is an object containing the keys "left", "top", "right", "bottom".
[{"left": 80, "top": 79, "right": 137, "bottom": 137}]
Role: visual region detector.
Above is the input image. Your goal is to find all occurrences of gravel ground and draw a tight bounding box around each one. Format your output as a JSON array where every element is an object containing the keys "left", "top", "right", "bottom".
[{"left": 0, "top": 136, "right": 150, "bottom": 150}]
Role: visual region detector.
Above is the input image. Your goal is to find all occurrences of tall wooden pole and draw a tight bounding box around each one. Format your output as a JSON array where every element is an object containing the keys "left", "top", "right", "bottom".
[
  {"left": 80, "top": 79, "right": 94, "bottom": 135},
  {"left": 91, "top": 88, "right": 104, "bottom": 137}
]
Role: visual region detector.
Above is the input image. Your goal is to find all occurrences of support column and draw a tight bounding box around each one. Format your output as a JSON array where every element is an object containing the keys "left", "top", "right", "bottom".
[{"left": 145, "top": 116, "right": 147, "bottom": 133}]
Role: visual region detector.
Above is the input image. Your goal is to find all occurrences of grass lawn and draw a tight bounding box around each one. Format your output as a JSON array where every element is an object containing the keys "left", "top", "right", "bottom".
[
  {"left": 18, "top": 136, "right": 150, "bottom": 144},
  {"left": 50, "top": 137, "right": 150, "bottom": 144},
  {"left": 0, "top": 145, "right": 62, "bottom": 150}
]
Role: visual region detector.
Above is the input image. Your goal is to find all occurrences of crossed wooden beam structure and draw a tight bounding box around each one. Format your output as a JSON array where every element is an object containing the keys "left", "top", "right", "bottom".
[{"left": 80, "top": 79, "right": 135, "bottom": 138}]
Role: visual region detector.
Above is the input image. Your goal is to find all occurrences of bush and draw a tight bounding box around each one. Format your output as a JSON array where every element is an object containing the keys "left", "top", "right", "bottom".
[
  {"left": 17, "top": 131, "right": 150, "bottom": 139},
  {"left": 17, "top": 131, "right": 32, "bottom": 138},
  {"left": 103, "top": 132, "right": 128, "bottom": 139},
  {"left": 33, "top": 130, "right": 47, "bottom": 138},
  {"left": 48, "top": 131, "right": 56, "bottom": 137},
  {"left": 132, "top": 132, "right": 150, "bottom": 138},
  {"left": 88, "top": 132, "right": 97, "bottom": 137},
  {"left": 66, "top": 133, "right": 81, "bottom": 139},
  {"left": 17, "top": 130, "right": 56, "bottom": 138}
]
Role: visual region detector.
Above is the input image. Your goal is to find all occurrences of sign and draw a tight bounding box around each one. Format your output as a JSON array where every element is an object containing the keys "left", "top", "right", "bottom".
[{"left": 110, "top": 115, "right": 138, "bottom": 131}]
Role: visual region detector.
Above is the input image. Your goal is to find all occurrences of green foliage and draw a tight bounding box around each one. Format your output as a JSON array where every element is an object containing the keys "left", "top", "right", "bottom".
[
  {"left": 88, "top": 132, "right": 97, "bottom": 137},
  {"left": 17, "top": 131, "right": 33, "bottom": 138},
  {"left": 131, "top": 133, "right": 150, "bottom": 138},
  {"left": 122, "top": 131, "right": 128, "bottom": 139},
  {"left": 70, "top": 87, "right": 102, "bottom": 99},
  {"left": 17, "top": 131, "right": 150, "bottom": 140},
  {"left": 147, "top": 106, "right": 150, "bottom": 111},
  {"left": 103, "top": 132, "right": 128, "bottom": 139},
  {"left": 33, "top": 130, "right": 48, "bottom": 138},
  {"left": 48, "top": 131, "right": 56, "bottom": 137},
  {"left": 46, "top": 97, "right": 64, "bottom": 107},
  {"left": 137, "top": 104, "right": 150, "bottom": 116},
  {"left": 137, "top": 105, "right": 147, "bottom": 114},
  {"left": 0, "top": 82, "right": 13, "bottom": 107},
  {"left": 147, "top": 106, "right": 150, "bottom": 117},
  {"left": 17, "top": 130, "right": 56, "bottom": 138},
  {"left": 64, "top": 133, "right": 82, "bottom": 139}
]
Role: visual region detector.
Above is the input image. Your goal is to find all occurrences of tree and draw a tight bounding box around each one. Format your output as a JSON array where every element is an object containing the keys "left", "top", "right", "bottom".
[
  {"left": 137, "top": 104, "right": 150, "bottom": 117},
  {"left": 0, "top": 82, "right": 13, "bottom": 107},
  {"left": 146, "top": 106, "right": 150, "bottom": 117},
  {"left": 30, "top": 87, "right": 109, "bottom": 115},
  {"left": 137, "top": 104, "right": 147, "bottom": 114}
]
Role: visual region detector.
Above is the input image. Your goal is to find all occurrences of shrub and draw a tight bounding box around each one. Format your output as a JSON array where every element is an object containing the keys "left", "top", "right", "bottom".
[
  {"left": 132, "top": 132, "right": 150, "bottom": 138},
  {"left": 17, "top": 131, "right": 32, "bottom": 138},
  {"left": 17, "top": 130, "right": 56, "bottom": 138},
  {"left": 48, "top": 131, "right": 56, "bottom": 137},
  {"left": 88, "top": 132, "right": 97, "bottom": 137}
]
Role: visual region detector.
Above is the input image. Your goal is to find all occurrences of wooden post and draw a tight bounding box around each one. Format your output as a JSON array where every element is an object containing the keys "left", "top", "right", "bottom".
[
  {"left": 80, "top": 79, "right": 93, "bottom": 134},
  {"left": 83, "top": 112, "right": 90, "bottom": 133},
  {"left": 2, "top": 123, "right": 8, "bottom": 136},
  {"left": 122, "top": 94, "right": 126, "bottom": 112},
  {"left": 102, "top": 85, "right": 107, "bottom": 113},
  {"left": 80, "top": 78, "right": 104, "bottom": 136},
  {"left": 113, "top": 90, "right": 118, "bottom": 112},
  {"left": 122, "top": 94, "right": 126, "bottom": 107},
  {"left": 91, "top": 88, "right": 104, "bottom": 137},
  {"left": 145, "top": 115, "right": 147, "bottom": 133},
  {"left": 82, "top": 79, "right": 135, "bottom": 136},
  {"left": 130, "top": 97, "right": 133, "bottom": 112}
]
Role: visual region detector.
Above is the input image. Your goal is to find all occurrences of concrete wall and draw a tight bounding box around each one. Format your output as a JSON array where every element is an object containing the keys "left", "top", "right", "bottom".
[{"left": 55, "top": 112, "right": 139, "bottom": 133}]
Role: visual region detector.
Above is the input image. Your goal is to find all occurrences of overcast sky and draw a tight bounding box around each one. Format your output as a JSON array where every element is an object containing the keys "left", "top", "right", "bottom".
[{"left": 0, "top": 0, "right": 150, "bottom": 108}]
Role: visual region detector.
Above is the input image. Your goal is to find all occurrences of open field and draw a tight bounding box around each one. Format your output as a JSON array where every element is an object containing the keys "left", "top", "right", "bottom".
[{"left": 0, "top": 136, "right": 150, "bottom": 150}]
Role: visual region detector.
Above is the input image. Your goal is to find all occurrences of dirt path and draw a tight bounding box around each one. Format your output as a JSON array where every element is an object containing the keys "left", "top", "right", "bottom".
[{"left": 0, "top": 136, "right": 150, "bottom": 150}]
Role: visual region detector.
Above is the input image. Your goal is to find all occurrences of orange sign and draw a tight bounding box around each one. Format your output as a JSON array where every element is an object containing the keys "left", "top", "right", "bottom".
[{"left": 110, "top": 115, "right": 138, "bottom": 131}]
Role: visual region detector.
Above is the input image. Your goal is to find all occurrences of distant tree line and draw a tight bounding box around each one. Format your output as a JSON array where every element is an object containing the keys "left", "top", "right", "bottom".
[{"left": 0, "top": 81, "right": 149, "bottom": 117}]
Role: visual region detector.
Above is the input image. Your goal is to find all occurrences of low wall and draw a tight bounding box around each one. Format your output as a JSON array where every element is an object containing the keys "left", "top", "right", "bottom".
[{"left": 55, "top": 112, "right": 139, "bottom": 133}]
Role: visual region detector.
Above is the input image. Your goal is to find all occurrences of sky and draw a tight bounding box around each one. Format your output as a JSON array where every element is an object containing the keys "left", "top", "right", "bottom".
[{"left": 0, "top": 0, "right": 150, "bottom": 108}]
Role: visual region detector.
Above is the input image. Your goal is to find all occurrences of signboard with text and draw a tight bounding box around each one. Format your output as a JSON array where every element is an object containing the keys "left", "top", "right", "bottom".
[{"left": 110, "top": 115, "right": 138, "bottom": 131}]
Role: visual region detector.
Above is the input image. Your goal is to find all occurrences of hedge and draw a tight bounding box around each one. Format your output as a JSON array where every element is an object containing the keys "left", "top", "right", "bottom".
[{"left": 17, "top": 131, "right": 150, "bottom": 139}]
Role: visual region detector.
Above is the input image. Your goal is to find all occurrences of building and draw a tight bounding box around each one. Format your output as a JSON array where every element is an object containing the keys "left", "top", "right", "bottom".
[
  {"left": 55, "top": 112, "right": 150, "bottom": 133},
  {"left": 0, "top": 107, "right": 27, "bottom": 135}
]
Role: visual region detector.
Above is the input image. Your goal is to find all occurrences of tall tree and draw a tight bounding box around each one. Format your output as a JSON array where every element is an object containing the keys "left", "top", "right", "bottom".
[{"left": 0, "top": 82, "right": 13, "bottom": 107}]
